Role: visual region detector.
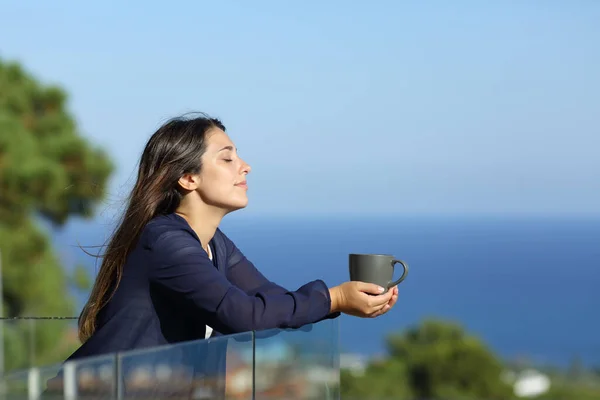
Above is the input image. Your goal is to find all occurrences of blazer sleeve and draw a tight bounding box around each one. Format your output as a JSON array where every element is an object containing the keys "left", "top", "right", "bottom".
[
  {"left": 222, "top": 230, "right": 341, "bottom": 321},
  {"left": 222, "top": 233, "right": 288, "bottom": 296},
  {"left": 148, "top": 228, "right": 334, "bottom": 334}
]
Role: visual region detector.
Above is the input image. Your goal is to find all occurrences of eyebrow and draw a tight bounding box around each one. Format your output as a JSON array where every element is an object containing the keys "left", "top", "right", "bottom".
[{"left": 218, "top": 145, "right": 235, "bottom": 152}]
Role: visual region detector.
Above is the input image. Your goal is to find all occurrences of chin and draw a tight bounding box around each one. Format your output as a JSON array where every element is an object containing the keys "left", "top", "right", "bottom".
[{"left": 224, "top": 199, "right": 249, "bottom": 214}]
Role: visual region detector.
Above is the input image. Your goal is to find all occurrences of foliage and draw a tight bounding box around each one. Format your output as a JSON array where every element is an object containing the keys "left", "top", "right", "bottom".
[
  {"left": 0, "top": 57, "right": 113, "bottom": 371},
  {"left": 71, "top": 264, "right": 92, "bottom": 291},
  {"left": 341, "top": 318, "right": 600, "bottom": 400},
  {"left": 341, "top": 318, "right": 513, "bottom": 400},
  {"left": 341, "top": 358, "right": 413, "bottom": 400},
  {"left": 387, "top": 319, "right": 513, "bottom": 399},
  {"left": 534, "top": 357, "right": 600, "bottom": 400}
]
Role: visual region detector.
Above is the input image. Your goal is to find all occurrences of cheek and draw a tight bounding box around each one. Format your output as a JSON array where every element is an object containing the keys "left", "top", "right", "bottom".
[{"left": 197, "top": 170, "right": 236, "bottom": 200}]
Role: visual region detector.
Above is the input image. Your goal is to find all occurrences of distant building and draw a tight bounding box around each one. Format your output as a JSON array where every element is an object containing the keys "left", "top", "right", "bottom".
[
  {"left": 339, "top": 353, "right": 367, "bottom": 376},
  {"left": 504, "top": 368, "right": 551, "bottom": 398}
]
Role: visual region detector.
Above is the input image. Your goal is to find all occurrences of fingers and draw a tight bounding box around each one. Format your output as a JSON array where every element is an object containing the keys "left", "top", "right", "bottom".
[
  {"left": 359, "top": 290, "right": 393, "bottom": 317},
  {"left": 369, "top": 286, "right": 399, "bottom": 318},
  {"left": 350, "top": 282, "right": 399, "bottom": 318},
  {"left": 355, "top": 281, "right": 386, "bottom": 295},
  {"left": 369, "top": 304, "right": 391, "bottom": 318},
  {"left": 388, "top": 286, "right": 399, "bottom": 307},
  {"left": 368, "top": 288, "right": 394, "bottom": 307}
]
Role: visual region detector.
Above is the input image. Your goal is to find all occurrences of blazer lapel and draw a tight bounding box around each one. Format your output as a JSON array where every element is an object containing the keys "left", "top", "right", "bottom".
[{"left": 210, "top": 233, "right": 227, "bottom": 273}]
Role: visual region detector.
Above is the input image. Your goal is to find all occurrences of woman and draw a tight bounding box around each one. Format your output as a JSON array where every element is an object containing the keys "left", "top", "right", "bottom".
[{"left": 68, "top": 113, "right": 399, "bottom": 361}]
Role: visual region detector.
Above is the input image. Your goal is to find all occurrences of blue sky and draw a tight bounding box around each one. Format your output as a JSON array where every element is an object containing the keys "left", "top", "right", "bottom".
[{"left": 1, "top": 0, "right": 598, "bottom": 217}]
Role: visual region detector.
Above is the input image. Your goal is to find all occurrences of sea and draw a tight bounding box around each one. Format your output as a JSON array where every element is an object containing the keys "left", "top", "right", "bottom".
[{"left": 51, "top": 214, "right": 600, "bottom": 369}]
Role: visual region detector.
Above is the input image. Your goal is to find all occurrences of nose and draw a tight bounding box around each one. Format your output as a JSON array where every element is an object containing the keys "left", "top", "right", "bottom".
[{"left": 241, "top": 159, "right": 251, "bottom": 175}]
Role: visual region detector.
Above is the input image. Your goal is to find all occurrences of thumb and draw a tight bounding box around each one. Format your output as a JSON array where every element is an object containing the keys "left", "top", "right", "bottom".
[{"left": 355, "top": 281, "right": 386, "bottom": 295}]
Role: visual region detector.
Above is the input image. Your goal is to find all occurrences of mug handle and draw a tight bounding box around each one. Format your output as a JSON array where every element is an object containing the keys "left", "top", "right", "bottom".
[{"left": 388, "top": 259, "right": 409, "bottom": 288}]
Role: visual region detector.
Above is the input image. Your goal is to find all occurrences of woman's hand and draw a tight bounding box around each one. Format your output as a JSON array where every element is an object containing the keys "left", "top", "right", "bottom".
[
  {"left": 329, "top": 282, "right": 398, "bottom": 318},
  {"left": 369, "top": 285, "right": 399, "bottom": 318}
]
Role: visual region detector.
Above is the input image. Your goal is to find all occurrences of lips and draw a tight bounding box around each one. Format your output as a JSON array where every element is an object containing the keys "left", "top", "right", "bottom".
[{"left": 234, "top": 181, "right": 248, "bottom": 189}]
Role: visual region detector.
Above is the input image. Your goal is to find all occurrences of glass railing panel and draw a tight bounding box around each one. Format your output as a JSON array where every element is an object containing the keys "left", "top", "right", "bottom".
[
  {"left": 36, "top": 353, "right": 119, "bottom": 400},
  {"left": 37, "top": 363, "right": 67, "bottom": 400},
  {"left": 1, "top": 319, "right": 341, "bottom": 399},
  {"left": 119, "top": 332, "right": 254, "bottom": 400},
  {"left": 0, "top": 362, "right": 65, "bottom": 400},
  {"left": 254, "top": 319, "right": 340, "bottom": 400},
  {"left": 0, "top": 317, "right": 79, "bottom": 374},
  {"left": 0, "top": 369, "right": 29, "bottom": 400}
]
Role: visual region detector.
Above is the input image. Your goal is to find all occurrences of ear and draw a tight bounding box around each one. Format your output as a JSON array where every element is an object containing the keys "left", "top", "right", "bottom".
[{"left": 177, "top": 173, "right": 200, "bottom": 191}]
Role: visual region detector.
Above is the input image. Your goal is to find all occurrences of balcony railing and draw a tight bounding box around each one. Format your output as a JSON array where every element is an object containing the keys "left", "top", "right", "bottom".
[
  {"left": 0, "top": 317, "right": 80, "bottom": 374},
  {"left": 0, "top": 318, "right": 340, "bottom": 399}
]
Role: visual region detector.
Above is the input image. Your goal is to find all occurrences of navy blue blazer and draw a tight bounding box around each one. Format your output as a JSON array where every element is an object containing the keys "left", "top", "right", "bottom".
[{"left": 66, "top": 213, "right": 338, "bottom": 361}]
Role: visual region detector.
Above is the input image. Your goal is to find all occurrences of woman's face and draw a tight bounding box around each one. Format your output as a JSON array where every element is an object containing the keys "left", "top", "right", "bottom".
[{"left": 195, "top": 128, "right": 251, "bottom": 212}]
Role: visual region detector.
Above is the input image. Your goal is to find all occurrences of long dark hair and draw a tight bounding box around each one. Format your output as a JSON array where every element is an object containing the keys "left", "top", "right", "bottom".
[{"left": 78, "top": 113, "right": 225, "bottom": 343}]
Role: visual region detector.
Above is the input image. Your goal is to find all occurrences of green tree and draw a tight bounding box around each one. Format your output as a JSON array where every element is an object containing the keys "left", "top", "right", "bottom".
[
  {"left": 387, "top": 319, "right": 513, "bottom": 400},
  {"left": 340, "top": 358, "right": 413, "bottom": 400},
  {"left": 567, "top": 354, "right": 585, "bottom": 381},
  {"left": 0, "top": 57, "right": 113, "bottom": 371},
  {"left": 341, "top": 319, "right": 514, "bottom": 400},
  {"left": 536, "top": 372, "right": 600, "bottom": 400}
]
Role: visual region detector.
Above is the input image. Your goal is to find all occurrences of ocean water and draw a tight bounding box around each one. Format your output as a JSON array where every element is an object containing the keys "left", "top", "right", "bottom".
[{"left": 53, "top": 214, "right": 600, "bottom": 368}]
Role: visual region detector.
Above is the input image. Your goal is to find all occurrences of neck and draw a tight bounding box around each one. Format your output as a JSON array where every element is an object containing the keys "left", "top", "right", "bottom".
[{"left": 175, "top": 201, "right": 225, "bottom": 251}]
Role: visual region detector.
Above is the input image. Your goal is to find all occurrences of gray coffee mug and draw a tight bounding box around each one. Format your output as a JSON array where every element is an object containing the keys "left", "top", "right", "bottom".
[{"left": 349, "top": 254, "right": 409, "bottom": 292}]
